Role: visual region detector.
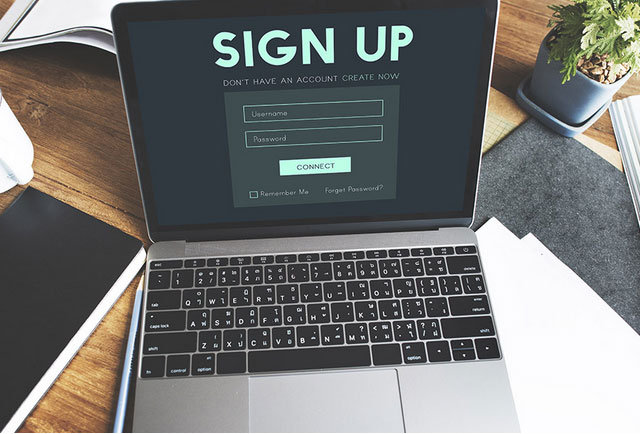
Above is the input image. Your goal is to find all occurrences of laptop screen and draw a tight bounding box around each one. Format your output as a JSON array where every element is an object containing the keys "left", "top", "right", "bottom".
[{"left": 115, "top": 1, "right": 496, "bottom": 240}]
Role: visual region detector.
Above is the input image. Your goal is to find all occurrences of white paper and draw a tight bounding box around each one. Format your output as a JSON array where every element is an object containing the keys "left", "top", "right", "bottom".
[{"left": 477, "top": 218, "right": 640, "bottom": 433}]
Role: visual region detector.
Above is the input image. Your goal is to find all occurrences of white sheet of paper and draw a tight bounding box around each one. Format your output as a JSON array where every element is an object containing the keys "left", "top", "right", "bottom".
[{"left": 476, "top": 218, "right": 640, "bottom": 433}]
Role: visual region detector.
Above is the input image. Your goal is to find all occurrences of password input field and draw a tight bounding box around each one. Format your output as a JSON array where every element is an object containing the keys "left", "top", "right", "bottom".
[
  {"left": 245, "top": 125, "right": 383, "bottom": 148},
  {"left": 243, "top": 99, "right": 384, "bottom": 123}
]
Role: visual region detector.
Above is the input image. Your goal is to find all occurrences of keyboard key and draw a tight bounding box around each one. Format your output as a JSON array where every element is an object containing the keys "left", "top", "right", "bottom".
[
  {"left": 345, "top": 323, "right": 369, "bottom": 344},
  {"left": 235, "top": 307, "right": 258, "bottom": 327},
  {"left": 211, "top": 308, "right": 234, "bottom": 328},
  {"left": 426, "top": 297, "right": 449, "bottom": 317},
  {"left": 462, "top": 275, "right": 486, "bottom": 294},
  {"left": 446, "top": 255, "right": 481, "bottom": 274},
  {"left": 275, "top": 254, "right": 297, "bottom": 263},
  {"left": 141, "top": 356, "right": 165, "bottom": 378},
  {"left": 331, "top": 302, "right": 354, "bottom": 322},
  {"left": 284, "top": 305, "right": 306, "bottom": 325},
  {"left": 206, "top": 288, "right": 228, "bottom": 307},
  {"left": 441, "top": 316, "right": 495, "bottom": 338},
  {"left": 145, "top": 311, "right": 185, "bottom": 332},
  {"left": 297, "top": 325, "right": 320, "bottom": 346},
  {"left": 192, "top": 354, "right": 215, "bottom": 375},
  {"left": 378, "top": 300, "right": 402, "bottom": 320},
  {"left": 451, "top": 339, "right": 476, "bottom": 361},
  {"left": 150, "top": 260, "right": 183, "bottom": 270},
  {"left": 166, "top": 355, "right": 190, "bottom": 377},
  {"left": 427, "top": 341, "right": 451, "bottom": 362},
  {"left": 355, "top": 301, "right": 378, "bottom": 321},
  {"left": 424, "top": 257, "right": 447, "bottom": 275},
  {"left": 321, "top": 324, "right": 344, "bottom": 345},
  {"left": 230, "top": 256, "right": 251, "bottom": 266},
  {"left": 253, "top": 285, "right": 275, "bottom": 305},
  {"left": 217, "top": 352, "right": 246, "bottom": 374},
  {"left": 198, "top": 331, "right": 221, "bottom": 352},
  {"left": 146, "top": 290, "right": 181, "bottom": 310},
  {"left": 449, "top": 295, "right": 490, "bottom": 316},
  {"left": 248, "top": 346, "right": 371, "bottom": 373},
  {"left": 148, "top": 271, "right": 171, "bottom": 289},
  {"left": 259, "top": 306, "right": 282, "bottom": 326},
  {"left": 372, "top": 343, "right": 402, "bottom": 366},
  {"left": 433, "top": 246, "right": 454, "bottom": 256},
  {"left": 323, "top": 282, "right": 346, "bottom": 301},
  {"left": 195, "top": 268, "right": 216, "bottom": 287},
  {"left": 311, "top": 263, "right": 333, "bottom": 281},
  {"left": 143, "top": 332, "right": 197, "bottom": 354},
  {"left": 370, "top": 280, "right": 393, "bottom": 298},
  {"left": 393, "top": 320, "right": 418, "bottom": 341},
  {"left": 344, "top": 251, "right": 365, "bottom": 260},
  {"left": 388, "top": 249, "right": 410, "bottom": 257},
  {"left": 184, "top": 259, "right": 205, "bottom": 268},
  {"left": 300, "top": 283, "right": 323, "bottom": 302},
  {"left": 253, "top": 255, "right": 274, "bottom": 265},
  {"left": 272, "top": 327, "right": 295, "bottom": 348},
  {"left": 229, "top": 286, "right": 251, "bottom": 306},
  {"left": 379, "top": 259, "right": 401, "bottom": 278},
  {"left": 307, "top": 303, "right": 330, "bottom": 323},
  {"left": 366, "top": 250, "right": 387, "bottom": 259},
  {"left": 265, "top": 265, "right": 286, "bottom": 284},
  {"left": 276, "top": 284, "right": 299, "bottom": 304},
  {"left": 455, "top": 245, "right": 477, "bottom": 255},
  {"left": 356, "top": 260, "right": 379, "bottom": 278},
  {"left": 393, "top": 279, "right": 416, "bottom": 297},
  {"left": 321, "top": 252, "right": 342, "bottom": 261},
  {"left": 369, "top": 321, "right": 393, "bottom": 342},
  {"left": 187, "top": 310, "right": 210, "bottom": 330},
  {"left": 248, "top": 328, "right": 271, "bottom": 349},
  {"left": 475, "top": 337, "right": 501, "bottom": 359},
  {"left": 439, "top": 276, "right": 462, "bottom": 295},
  {"left": 416, "top": 277, "right": 439, "bottom": 297},
  {"left": 401, "top": 258, "right": 424, "bottom": 276},
  {"left": 207, "top": 258, "right": 228, "bottom": 267},
  {"left": 298, "top": 253, "right": 320, "bottom": 262},
  {"left": 347, "top": 281, "right": 369, "bottom": 300},
  {"left": 417, "top": 320, "right": 442, "bottom": 340},
  {"left": 172, "top": 269, "right": 193, "bottom": 289},
  {"left": 223, "top": 329, "right": 246, "bottom": 351},
  {"left": 402, "top": 298, "right": 426, "bottom": 318},
  {"left": 333, "top": 261, "right": 356, "bottom": 280},
  {"left": 182, "top": 289, "right": 205, "bottom": 309},
  {"left": 410, "top": 247, "right": 432, "bottom": 257},
  {"left": 218, "top": 267, "right": 240, "bottom": 286},
  {"left": 402, "top": 342, "right": 427, "bottom": 364},
  {"left": 287, "top": 264, "right": 309, "bottom": 282},
  {"left": 242, "top": 266, "right": 263, "bottom": 284}
]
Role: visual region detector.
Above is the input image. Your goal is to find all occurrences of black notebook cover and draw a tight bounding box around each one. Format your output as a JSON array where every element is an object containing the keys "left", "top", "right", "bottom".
[{"left": 0, "top": 187, "right": 144, "bottom": 430}]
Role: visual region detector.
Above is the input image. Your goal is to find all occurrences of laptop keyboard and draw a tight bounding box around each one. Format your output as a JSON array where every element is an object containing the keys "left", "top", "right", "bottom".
[{"left": 140, "top": 245, "right": 501, "bottom": 378}]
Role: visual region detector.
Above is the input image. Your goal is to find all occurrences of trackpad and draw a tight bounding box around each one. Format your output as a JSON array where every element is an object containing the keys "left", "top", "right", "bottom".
[{"left": 249, "top": 369, "right": 404, "bottom": 432}]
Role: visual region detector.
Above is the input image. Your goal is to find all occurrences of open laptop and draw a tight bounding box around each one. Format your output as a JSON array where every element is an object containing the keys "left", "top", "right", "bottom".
[{"left": 111, "top": 0, "right": 520, "bottom": 431}]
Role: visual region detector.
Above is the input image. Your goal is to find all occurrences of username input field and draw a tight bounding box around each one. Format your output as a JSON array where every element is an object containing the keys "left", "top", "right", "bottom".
[
  {"left": 243, "top": 99, "right": 384, "bottom": 123},
  {"left": 245, "top": 125, "right": 383, "bottom": 148}
]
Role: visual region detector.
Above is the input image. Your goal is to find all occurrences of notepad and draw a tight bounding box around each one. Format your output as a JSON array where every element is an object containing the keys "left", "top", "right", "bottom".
[{"left": 0, "top": 188, "right": 145, "bottom": 433}]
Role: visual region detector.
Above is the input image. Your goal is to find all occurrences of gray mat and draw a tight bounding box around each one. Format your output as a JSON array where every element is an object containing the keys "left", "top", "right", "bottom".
[{"left": 473, "top": 119, "right": 640, "bottom": 334}]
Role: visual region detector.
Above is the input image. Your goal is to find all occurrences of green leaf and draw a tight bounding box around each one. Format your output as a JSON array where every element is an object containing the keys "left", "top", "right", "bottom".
[
  {"left": 617, "top": 16, "right": 637, "bottom": 40},
  {"left": 581, "top": 22, "right": 599, "bottom": 49}
]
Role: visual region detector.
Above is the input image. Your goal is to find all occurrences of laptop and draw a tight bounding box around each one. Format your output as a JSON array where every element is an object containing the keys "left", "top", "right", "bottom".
[{"left": 111, "top": 0, "right": 520, "bottom": 431}]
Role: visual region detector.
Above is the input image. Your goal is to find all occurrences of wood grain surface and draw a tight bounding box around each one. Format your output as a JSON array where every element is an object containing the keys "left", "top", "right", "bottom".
[{"left": 0, "top": 0, "right": 636, "bottom": 432}]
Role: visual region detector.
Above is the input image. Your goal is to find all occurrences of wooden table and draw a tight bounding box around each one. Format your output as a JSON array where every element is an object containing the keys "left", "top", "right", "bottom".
[{"left": 0, "top": 0, "right": 637, "bottom": 431}]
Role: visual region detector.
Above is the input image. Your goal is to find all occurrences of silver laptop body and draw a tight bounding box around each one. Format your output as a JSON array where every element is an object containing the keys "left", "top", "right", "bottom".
[{"left": 112, "top": 0, "right": 520, "bottom": 431}]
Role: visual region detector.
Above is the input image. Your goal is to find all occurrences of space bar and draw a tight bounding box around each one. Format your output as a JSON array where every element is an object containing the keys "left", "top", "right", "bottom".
[{"left": 248, "top": 346, "right": 372, "bottom": 373}]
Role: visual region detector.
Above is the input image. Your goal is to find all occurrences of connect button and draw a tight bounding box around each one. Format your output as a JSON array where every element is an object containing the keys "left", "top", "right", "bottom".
[{"left": 279, "top": 157, "right": 351, "bottom": 176}]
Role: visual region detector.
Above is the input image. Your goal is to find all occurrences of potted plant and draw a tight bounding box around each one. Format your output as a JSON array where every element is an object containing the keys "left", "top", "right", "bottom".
[{"left": 523, "top": 0, "right": 640, "bottom": 132}]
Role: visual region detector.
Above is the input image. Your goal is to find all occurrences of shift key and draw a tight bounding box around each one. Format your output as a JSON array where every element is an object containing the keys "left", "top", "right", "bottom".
[
  {"left": 441, "top": 316, "right": 495, "bottom": 338},
  {"left": 144, "top": 332, "right": 197, "bottom": 354}
]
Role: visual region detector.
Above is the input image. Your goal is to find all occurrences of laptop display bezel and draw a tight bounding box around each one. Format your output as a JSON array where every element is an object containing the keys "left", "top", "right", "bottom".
[{"left": 112, "top": 0, "right": 498, "bottom": 242}]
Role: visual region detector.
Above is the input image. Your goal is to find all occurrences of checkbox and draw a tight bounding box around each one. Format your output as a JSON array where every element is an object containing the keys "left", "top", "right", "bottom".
[{"left": 249, "top": 191, "right": 259, "bottom": 199}]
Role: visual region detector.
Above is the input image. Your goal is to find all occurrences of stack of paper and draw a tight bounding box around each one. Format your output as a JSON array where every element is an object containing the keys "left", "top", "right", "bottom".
[
  {"left": 476, "top": 218, "right": 640, "bottom": 433},
  {"left": 610, "top": 96, "right": 640, "bottom": 228}
]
